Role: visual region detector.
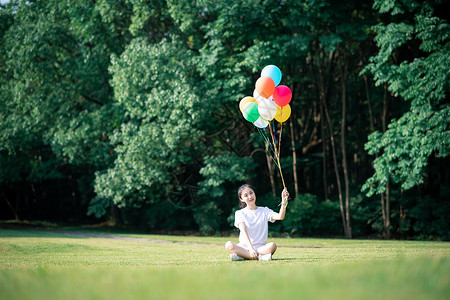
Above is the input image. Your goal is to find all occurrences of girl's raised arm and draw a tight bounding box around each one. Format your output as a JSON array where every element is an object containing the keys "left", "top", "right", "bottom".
[{"left": 271, "top": 188, "right": 289, "bottom": 221}]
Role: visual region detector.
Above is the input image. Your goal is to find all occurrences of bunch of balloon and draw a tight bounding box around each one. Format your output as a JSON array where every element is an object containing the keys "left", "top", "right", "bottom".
[{"left": 239, "top": 65, "right": 292, "bottom": 189}]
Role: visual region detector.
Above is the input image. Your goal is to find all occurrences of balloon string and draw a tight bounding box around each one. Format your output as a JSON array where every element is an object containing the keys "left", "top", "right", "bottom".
[
  {"left": 268, "top": 147, "right": 281, "bottom": 168},
  {"left": 264, "top": 130, "right": 276, "bottom": 157},
  {"left": 258, "top": 128, "right": 277, "bottom": 161},
  {"left": 275, "top": 123, "right": 286, "bottom": 189},
  {"left": 268, "top": 122, "right": 278, "bottom": 159},
  {"left": 277, "top": 158, "right": 286, "bottom": 189},
  {"left": 263, "top": 131, "right": 280, "bottom": 169},
  {"left": 257, "top": 128, "right": 280, "bottom": 168},
  {"left": 258, "top": 128, "right": 280, "bottom": 168},
  {"left": 278, "top": 122, "right": 283, "bottom": 158},
  {"left": 268, "top": 122, "right": 286, "bottom": 189},
  {"left": 256, "top": 123, "right": 286, "bottom": 189},
  {"left": 272, "top": 122, "right": 277, "bottom": 153},
  {"left": 264, "top": 129, "right": 277, "bottom": 158}
]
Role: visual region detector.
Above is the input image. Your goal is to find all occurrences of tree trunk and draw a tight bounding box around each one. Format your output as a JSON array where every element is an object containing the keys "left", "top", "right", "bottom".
[
  {"left": 338, "top": 53, "right": 351, "bottom": 238},
  {"left": 109, "top": 204, "right": 121, "bottom": 226},
  {"left": 320, "top": 99, "right": 328, "bottom": 200},
  {"left": 318, "top": 50, "right": 349, "bottom": 238},
  {"left": 1, "top": 190, "right": 20, "bottom": 221},
  {"left": 363, "top": 73, "right": 375, "bottom": 131},
  {"left": 308, "top": 54, "right": 329, "bottom": 200},
  {"left": 364, "top": 71, "right": 386, "bottom": 235},
  {"left": 15, "top": 182, "right": 21, "bottom": 220},
  {"left": 322, "top": 95, "right": 347, "bottom": 237},
  {"left": 364, "top": 69, "right": 390, "bottom": 239},
  {"left": 382, "top": 84, "right": 391, "bottom": 238},
  {"left": 385, "top": 180, "right": 391, "bottom": 239},
  {"left": 289, "top": 117, "right": 299, "bottom": 197}
]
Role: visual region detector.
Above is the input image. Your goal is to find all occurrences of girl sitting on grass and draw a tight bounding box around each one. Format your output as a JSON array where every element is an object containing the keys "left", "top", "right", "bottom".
[{"left": 225, "top": 184, "right": 289, "bottom": 261}]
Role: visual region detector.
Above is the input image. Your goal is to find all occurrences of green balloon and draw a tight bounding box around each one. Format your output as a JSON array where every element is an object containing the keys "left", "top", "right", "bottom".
[{"left": 242, "top": 102, "right": 260, "bottom": 123}]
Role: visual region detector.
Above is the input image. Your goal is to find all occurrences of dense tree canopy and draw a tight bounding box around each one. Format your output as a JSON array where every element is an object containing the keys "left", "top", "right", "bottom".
[
  {"left": 363, "top": 0, "right": 450, "bottom": 194},
  {"left": 1, "top": 0, "right": 448, "bottom": 239}
]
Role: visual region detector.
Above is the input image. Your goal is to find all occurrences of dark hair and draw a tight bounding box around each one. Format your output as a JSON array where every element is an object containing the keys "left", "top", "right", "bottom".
[{"left": 237, "top": 184, "right": 254, "bottom": 208}]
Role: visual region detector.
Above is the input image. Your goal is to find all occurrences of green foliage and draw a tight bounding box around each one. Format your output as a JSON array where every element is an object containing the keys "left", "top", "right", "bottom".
[
  {"left": 86, "top": 197, "right": 111, "bottom": 219},
  {"left": 362, "top": 0, "right": 450, "bottom": 196},
  {"left": 94, "top": 36, "right": 202, "bottom": 206},
  {"left": 373, "top": 0, "right": 422, "bottom": 15},
  {"left": 0, "top": 0, "right": 448, "bottom": 239},
  {"left": 283, "top": 194, "right": 342, "bottom": 237},
  {"left": 386, "top": 187, "right": 450, "bottom": 240},
  {"left": 0, "top": 0, "right": 129, "bottom": 220},
  {"left": 199, "top": 154, "right": 256, "bottom": 198},
  {"left": 363, "top": 107, "right": 450, "bottom": 194},
  {"left": 409, "top": 196, "right": 450, "bottom": 240},
  {"left": 193, "top": 201, "right": 222, "bottom": 234}
]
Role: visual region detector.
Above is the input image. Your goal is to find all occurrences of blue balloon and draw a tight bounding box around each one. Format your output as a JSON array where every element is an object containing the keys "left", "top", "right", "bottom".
[{"left": 261, "top": 65, "right": 282, "bottom": 87}]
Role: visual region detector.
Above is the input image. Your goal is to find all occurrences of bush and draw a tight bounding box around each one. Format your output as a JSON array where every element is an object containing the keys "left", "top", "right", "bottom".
[{"left": 282, "top": 193, "right": 342, "bottom": 237}]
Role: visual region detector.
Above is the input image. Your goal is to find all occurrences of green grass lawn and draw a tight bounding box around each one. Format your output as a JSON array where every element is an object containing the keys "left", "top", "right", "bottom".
[{"left": 0, "top": 229, "right": 449, "bottom": 300}]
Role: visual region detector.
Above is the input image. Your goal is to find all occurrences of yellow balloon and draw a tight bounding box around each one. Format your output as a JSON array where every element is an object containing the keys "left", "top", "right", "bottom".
[
  {"left": 275, "top": 104, "right": 291, "bottom": 123},
  {"left": 239, "top": 97, "right": 257, "bottom": 112}
]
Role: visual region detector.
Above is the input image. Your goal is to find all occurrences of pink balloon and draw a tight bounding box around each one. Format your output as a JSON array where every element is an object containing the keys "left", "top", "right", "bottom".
[{"left": 273, "top": 85, "right": 292, "bottom": 107}]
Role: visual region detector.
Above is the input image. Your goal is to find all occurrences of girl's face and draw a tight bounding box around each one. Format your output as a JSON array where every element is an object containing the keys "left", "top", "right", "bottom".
[{"left": 240, "top": 187, "right": 256, "bottom": 207}]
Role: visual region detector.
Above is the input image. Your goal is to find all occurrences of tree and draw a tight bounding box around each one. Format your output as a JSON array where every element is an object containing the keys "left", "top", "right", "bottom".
[
  {"left": 91, "top": 0, "right": 267, "bottom": 232},
  {"left": 362, "top": 0, "right": 450, "bottom": 236},
  {"left": 0, "top": 0, "right": 128, "bottom": 220},
  {"left": 282, "top": 0, "right": 375, "bottom": 238},
  {"left": 1, "top": 0, "right": 447, "bottom": 239}
]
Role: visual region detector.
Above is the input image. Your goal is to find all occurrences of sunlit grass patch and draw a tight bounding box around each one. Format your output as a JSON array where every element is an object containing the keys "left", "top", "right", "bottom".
[{"left": 0, "top": 229, "right": 449, "bottom": 299}]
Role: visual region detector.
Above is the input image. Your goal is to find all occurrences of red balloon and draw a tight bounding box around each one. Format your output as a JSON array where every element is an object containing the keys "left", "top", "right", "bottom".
[
  {"left": 255, "top": 76, "right": 275, "bottom": 98},
  {"left": 273, "top": 85, "right": 292, "bottom": 107}
]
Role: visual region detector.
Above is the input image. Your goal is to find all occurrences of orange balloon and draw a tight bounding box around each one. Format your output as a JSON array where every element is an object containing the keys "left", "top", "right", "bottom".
[
  {"left": 239, "top": 96, "right": 257, "bottom": 112},
  {"left": 275, "top": 104, "right": 291, "bottom": 123},
  {"left": 255, "top": 76, "right": 275, "bottom": 98}
]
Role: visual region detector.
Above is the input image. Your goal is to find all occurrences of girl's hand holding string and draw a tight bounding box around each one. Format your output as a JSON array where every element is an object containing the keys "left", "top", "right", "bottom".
[{"left": 280, "top": 188, "right": 290, "bottom": 207}]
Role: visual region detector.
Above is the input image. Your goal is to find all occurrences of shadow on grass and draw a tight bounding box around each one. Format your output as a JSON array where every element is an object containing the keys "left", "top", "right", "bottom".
[
  {"left": 0, "top": 227, "right": 222, "bottom": 246},
  {"left": 0, "top": 228, "right": 89, "bottom": 239},
  {"left": 0, "top": 221, "right": 145, "bottom": 240}
]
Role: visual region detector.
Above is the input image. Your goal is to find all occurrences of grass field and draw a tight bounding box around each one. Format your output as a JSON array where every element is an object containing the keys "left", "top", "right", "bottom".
[{"left": 1, "top": 228, "right": 449, "bottom": 300}]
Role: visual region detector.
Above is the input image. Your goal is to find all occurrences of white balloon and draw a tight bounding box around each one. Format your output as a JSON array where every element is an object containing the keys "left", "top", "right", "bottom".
[
  {"left": 253, "top": 89, "right": 264, "bottom": 103},
  {"left": 258, "top": 98, "right": 277, "bottom": 121},
  {"left": 253, "top": 117, "right": 269, "bottom": 128}
]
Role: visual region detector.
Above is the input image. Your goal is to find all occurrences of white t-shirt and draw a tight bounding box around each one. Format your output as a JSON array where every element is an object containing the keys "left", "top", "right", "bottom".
[{"left": 234, "top": 206, "right": 275, "bottom": 249}]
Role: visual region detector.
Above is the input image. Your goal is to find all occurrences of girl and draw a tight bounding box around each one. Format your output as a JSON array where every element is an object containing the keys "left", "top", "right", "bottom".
[{"left": 225, "top": 184, "right": 289, "bottom": 261}]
